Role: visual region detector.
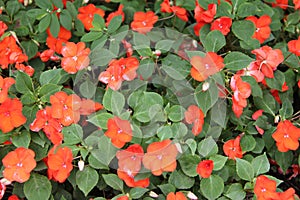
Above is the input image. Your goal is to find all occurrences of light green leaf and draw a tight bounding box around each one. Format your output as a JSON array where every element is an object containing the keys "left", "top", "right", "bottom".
[
  {"left": 62, "top": 124, "right": 83, "bottom": 145},
  {"left": 200, "top": 175, "right": 224, "bottom": 200},
  {"left": 203, "top": 30, "right": 226, "bottom": 52},
  {"left": 251, "top": 153, "right": 270, "bottom": 176},
  {"left": 76, "top": 167, "right": 99, "bottom": 196},
  {"left": 236, "top": 158, "right": 254, "bottom": 181},
  {"left": 224, "top": 52, "right": 254, "bottom": 71},
  {"left": 198, "top": 136, "right": 218, "bottom": 158},
  {"left": 24, "top": 173, "right": 52, "bottom": 200},
  {"left": 103, "top": 88, "right": 125, "bottom": 115},
  {"left": 102, "top": 174, "right": 123, "bottom": 191}
]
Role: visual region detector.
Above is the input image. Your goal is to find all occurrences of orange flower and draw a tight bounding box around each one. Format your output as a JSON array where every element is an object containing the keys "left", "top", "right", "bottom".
[
  {"left": 279, "top": 188, "right": 296, "bottom": 200},
  {"left": 46, "top": 146, "right": 73, "bottom": 183},
  {"left": 254, "top": 175, "right": 280, "bottom": 200},
  {"left": 251, "top": 46, "right": 284, "bottom": 79},
  {"left": 0, "top": 21, "right": 8, "bottom": 37},
  {"left": 0, "top": 76, "right": 15, "bottom": 103},
  {"left": 288, "top": 36, "right": 300, "bottom": 56},
  {"left": 166, "top": 192, "right": 187, "bottom": 200},
  {"left": 246, "top": 15, "right": 271, "bottom": 44},
  {"left": 2, "top": 147, "right": 36, "bottom": 183},
  {"left": 15, "top": 63, "right": 34, "bottom": 77},
  {"left": 131, "top": 11, "right": 158, "bottom": 34},
  {"left": 0, "top": 98, "right": 26, "bottom": 133},
  {"left": 117, "top": 195, "right": 129, "bottom": 200},
  {"left": 50, "top": 91, "right": 81, "bottom": 126},
  {"left": 8, "top": 195, "right": 20, "bottom": 200},
  {"left": 79, "top": 99, "right": 103, "bottom": 115},
  {"left": 105, "top": 116, "right": 132, "bottom": 148},
  {"left": 40, "top": 49, "right": 60, "bottom": 62},
  {"left": 99, "top": 57, "right": 139, "bottom": 90},
  {"left": 294, "top": 0, "right": 300, "bottom": 9},
  {"left": 160, "top": 0, "right": 188, "bottom": 22},
  {"left": 0, "top": 36, "right": 28, "bottom": 69},
  {"left": 106, "top": 4, "right": 125, "bottom": 26},
  {"left": 252, "top": 110, "right": 265, "bottom": 135},
  {"left": 117, "top": 169, "right": 150, "bottom": 188},
  {"left": 194, "top": 21, "right": 206, "bottom": 36},
  {"left": 194, "top": 3, "right": 216, "bottom": 23},
  {"left": 46, "top": 27, "right": 71, "bottom": 54},
  {"left": 272, "top": 0, "right": 288, "bottom": 9},
  {"left": 223, "top": 135, "right": 243, "bottom": 160},
  {"left": 196, "top": 160, "right": 214, "bottom": 178},
  {"left": 142, "top": 139, "right": 178, "bottom": 176},
  {"left": 61, "top": 42, "right": 90, "bottom": 74},
  {"left": 30, "top": 107, "right": 63, "bottom": 145},
  {"left": 211, "top": 17, "right": 232, "bottom": 35},
  {"left": 184, "top": 105, "right": 205, "bottom": 136},
  {"left": 77, "top": 4, "right": 105, "bottom": 31},
  {"left": 190, "top": 52, "right": 225, "bottom": 82},
  {"left": 116, "top": 144, "right": 144, "bottom": 176},
  {"left": 272, "top": 120, "right": 300, "bottom": 152}
]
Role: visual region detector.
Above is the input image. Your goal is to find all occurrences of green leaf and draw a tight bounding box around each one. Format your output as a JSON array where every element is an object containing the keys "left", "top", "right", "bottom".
[
  {"left": 241, "top": 76, "right": 262, "bottom": 98},
  {"left": 108, "top": 15, "right": 123, "bottom": 34},
  {"left": 66, "top": 2, "right": 78, "bottom": 18},
  {"left": 155, "top": 39, "right": 174, "bottom": 53},
  {"left": 91, "top": 135, "right": 118, "bottom": 166},
  {"left": 35, "top": 0, "right": 53, "bottom": 9},
  {"left": 200, "top": 175, "right": 224, "bottom": 200},
  {"left": 203, "top": 30, "right": 226, "bottom": 52},
  {"left": 186, "top": 138, "right": 197, "bottom": 155},
  {"left": 90, "top": 48, "right": 117, "bottom": 67},
  {"left": 232, "top": 20, "right": 255, "bottom": 42},
  {"left": 79, "top": 80, "right": 97, "bottom": 99},
  {"left": 231, "top": 0, "right": 247, "bottom": 15},
  {"left": 81, "top": 31, "right": 103, "bottom": 42},
  {"left": 21, "top": 40, "right": 38, "bottom": 60},
  {"left": 12, "top": 131, "right": 31, "bottom": 148},
  {"left": 138, "top": 59, "right": 155, "bottom": 80},
  {"left": 224, "top": 52, "right": 254, "bottom": 71},
  {"left": 178, "top": 154, "right": 201, "bottom": 177},
  {"left": 103, "top": 88, "right": 125, "bottom": 115},
  {"left": 279, "top": 99, "right": 293, "bottom": 120},
  {"left": 16, "top": 71, "right": 34, "bottom": 94},
  {"left": 50, "top": 14, "right": 60, "bottom": 38},
  {"left": 39, "top": 84, "right": 63, "bottom": 103},
  {"left": 275, "top": 150, "right": 293, "bottom": 174},
  {"left": 102, "top": 174, "right": 123, "bottom": 191},
  {"left": 133, "top": 32, "right": 150, "bottom": 47},
  {"left": 157, "top": 126, "right": 173, "bottom": 140},
  {"left": 265, "top": 70, "right": 285, "bottom": 91},
  {"left": 91, "top": 14, "right": 105, "bottom": 31},
  {"left": 225, "top": 183, "right": 246, "bottom": 200},
  {"left": 240, "top": 135, "right": 256, "bottom": 152},
  {"left": 168, "top": 105, "right": 185, "bottom": 122},
  {"left": 198, "top": 136, "right": 218, "bottom": 158},
  {"left": 21, "top": 93, "right": 36, "bottom": 105},
  {"left": 76, "top": 167, "right": 99, "bottom": 196},
  {"left": 60, "top": 9, "right": 72, "bottom": 30},
  {"left": 130, "top": 188, "right": 149, "bottom": 199},
  {"left": 254, "top": 92, "right": 278, "bottom": 116},
  {"left": 24, "top": 173, "right": 52, "bottom": 200},
  {"left": 158, "top": 184, "right": 176, "bottom": 196},
  {"left": 6, "top": 0, "right": 21, "bottom": 16},
  {"left": 194, "top": 80, "right": 219, "bottom": 115},
  {"left": 62, "top": 124, "right": 83, "bottom": 145},
  {"left": 169, "top": 170, "right": 195, "bottom": 189},
  {"left": 251, "top": 153, "right": 270, "bottom": 176},
  {"left": 88, "top": 112, "right": 113, "bottom": 129},
  {"left": 236, "top": 158, "right": 254, "bottom": 181},
  {"left": 209, "top": 154, "right": 228, "bottom": 171},
  {"left": 39, "top": 69, "right": 69, "bottom": 85},
  {"left": 237, "top": 2, "right": 258, "bottom": 18}
]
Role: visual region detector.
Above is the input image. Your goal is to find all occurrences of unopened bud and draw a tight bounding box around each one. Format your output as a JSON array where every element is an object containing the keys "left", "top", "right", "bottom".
[
  {"left": 154, "top": 50, "right": 161, "bottom": 57},
  {"left": 149, "top": 191, "right": 159, "bottom": 198},
  {"left": 0, "top": 178, "right": 11, "bottom": 185},
  {"left": 187, "top": 191, "right": 198, "bottom": 200},
  {"left": 274, "top": 115, "right": 280, "bottom": 123},
  {"left": 202, "top": 82, "right": 210, "bottom": 91},
  {"left": 83, "top": 0, "right": 89, "bottom": 3},
  {"left": 175, "top": 143, "right": 183, "bottom": 154},
  {"left": 192, "top": 40, "right": 198, "bottom": 48},
  {"left": 78, "top": 160, "right": 85, "bottom": 171}
]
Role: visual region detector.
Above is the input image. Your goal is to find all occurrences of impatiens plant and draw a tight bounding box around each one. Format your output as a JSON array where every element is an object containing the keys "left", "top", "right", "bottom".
[{"left": 0, "top": 0, "right": 299, "bottom": 199}]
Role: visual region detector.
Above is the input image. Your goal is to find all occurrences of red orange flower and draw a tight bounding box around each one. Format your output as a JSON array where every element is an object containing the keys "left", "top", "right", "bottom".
[
  {"left": 194, "top": 3, "right": 216, "bottom": 23},
  {"left": 116, "top": 144, "right": 144, "bottom": 176},
  {"left": 0, "top": 76, "right": 15, "bottom": 103},
  {"left": 0, "top": 21, "right": 8, "bottom": 37},
  {"left": 223, "top": 135, "right": 243, "bottom": 160},
  {"left": 288, "top": 36, "right": 300, "bottom": 56},
  {"left": 184, "top": 105, "right": 205, "bottom": 136},
  {"left": 46, "top": 27, "right": 71, "bottom": 54},
  {"left": 106, "top": 4, "right": 125, "bottom": 27},
  {"left": 272, "top": 120, "right": 300, "bottom": 152},
  {"left": 294, "top": 0, "right": 300, "bottom": 9},
  {"left": 105, "top": 116, "right": 132, "bottom": 148},
  {"left": 2, "top": 147, "right": 36, "bottom": 183},
  {"left": 50, "top": 91, "right": 81, "bottom": 126},
  {"left": 142, "top": 139, "right": 178, "bottom": 176},
  {"left": 77, "top": 4, "right": 105, "bottom": 31},
  {"left": 116, "top": 195, "right": 129, "bottom": 200},
  {"left": 79, "top": 99, "right": 103, "bottom": 115},
  {"left": 251, "top": 46, "right": 284, "bottom": 79},
  {"left": 117, "top": 169, "right": 150, "bottom": 188},
  {"left": 30, "top": 106, "right": 63, "bottom": 145},
  {"left": 0, "top": 181, "right": 5, "bottom": 199},
  {"left": 279, "top": 188, "right": 296, "bottom": 200},
  {"left": 46, "top": 146, "right": 73, "bottom": 183},
  {"left": 272, "top": 0, "right": 288, "bottom": 9},
  {"left": 252, "top": 110, "right": 264, "bottom": 135},
  {"left": 246, "top": 15, "right": 272, "bottom": 44},
  {"left": 166, "top": 192, "right": 187, "bottom": 200},
  {"left": 230, "top": 74, "right": 251, "bottom": 118},
  {"left": 211, "top": 17, "right": 232, "bottom": 35},
  {"left": 254, "top": 175, "right": 280, "bottom": 200},
  {"left": 8, "top": 195, "right": 20, "bottom": 200},
  {"left": 15, "top": 63, "right": 34, "bottom": 77},
  {"left": 61, "top": 42, "right": 90, "bottom": 74},
  {"left": 131, "top": 11, "right": 158, "bottom": 34},
  {"left": 0, "top": 98, "right": 26, "bottom": 133},
  {"left": 160, "top": 0, "right": 188, "bottom": 22},
  {"left": 196, "top": 160, "right": 214, "bottom": 178},
  {"left": 190, "top": 52, "right": 225, "bottom": 82},
  {"left": 40, "top": 49, "right": 60, "bottom": 62}
]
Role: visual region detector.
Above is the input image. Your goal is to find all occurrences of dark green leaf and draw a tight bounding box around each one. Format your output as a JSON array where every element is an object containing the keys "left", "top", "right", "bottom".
[
  {"left": 60, "top": 9, "right": 72, "bottom": 30},
  {"left": 39, "top": 84, "right": 63, "bottom": 103},
  {"left": 50, "top": 14, "right": 60, "bottom": 38},
  {"left": 107, "top": 15, "right": 123, "bottom": 34},
  {"left": 81, "top": 31, "right": 103, "bottom": 42},
  {"left": 103, "top": 88, "right": 125, "bottom": 115},
  {"left": 251, "top": 153, "right": 270, "bottom": 176},
  {"left": 16, "top": 71, "right": 34, "bottom": 94},
  {"left": 224, "top": 52, "right": 254, "bottom": 71},
  {"left": 200, "top": 175, "right": 224, "bottom": 200},
  {"left": 12, "top": 131, "right": 31, "bottom": 148},
  {"left": 62, "top": 124, "right": 83, "bottom": 145},
  {"left": 198, "top": 136, "right": 218, "bottom": 158},
  {"left": 236, "top": 158, "right": 254, "bottom": 181},
  {"left": 203, "top": 30, "right": 226, "bottom": 52},
  {"left": 225, "top": 183, "right": 246, "bottom": 200},
  {"left": 24, "top": 173, "right": 52, "bottom": 200},
  {"left": 76, "top": 167, "right": 99, "bottom": 196},
  {"left": 178, "top": 154, "right": 201, "bottom": 177},
  {"left": 130, "top": 188, "right": 149, "bottom": 199},
  {"left": 102, "top": 174, "right": 123, "bottom": 191},
  {"left": 169, "top": 170, "right": 195, "bottom": 189}
]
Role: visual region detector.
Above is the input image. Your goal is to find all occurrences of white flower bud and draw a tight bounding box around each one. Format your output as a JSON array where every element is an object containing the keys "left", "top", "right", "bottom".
[
  {"left": 149, "top": 191, "right": 159, "bottom": 198},
  {"left": 0, "top": 178, "right": 11, "bottom": 185},
  {"left": 78, "top": 160, "right": 84, "bottom": 171},
  {"left": 83, "top": 0, "right": 89, "bottom": 3},
  {"left": 202, "top": 82, "right": 210, "bottom": 91},
  {"left": 187, "top": 191, "right": 198, "bottom": 200},
  {"left": 192, "top": 40, "right": 198, "bottom": 48},
  {"left": 175, "top": 143, "right": 183, "bottom": 154},
  {"left": 154, "top": 50, "right": 161, "bottom": 57},
  {"left": 274, "top": 115, "right": 280, "bottom": 123}
]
